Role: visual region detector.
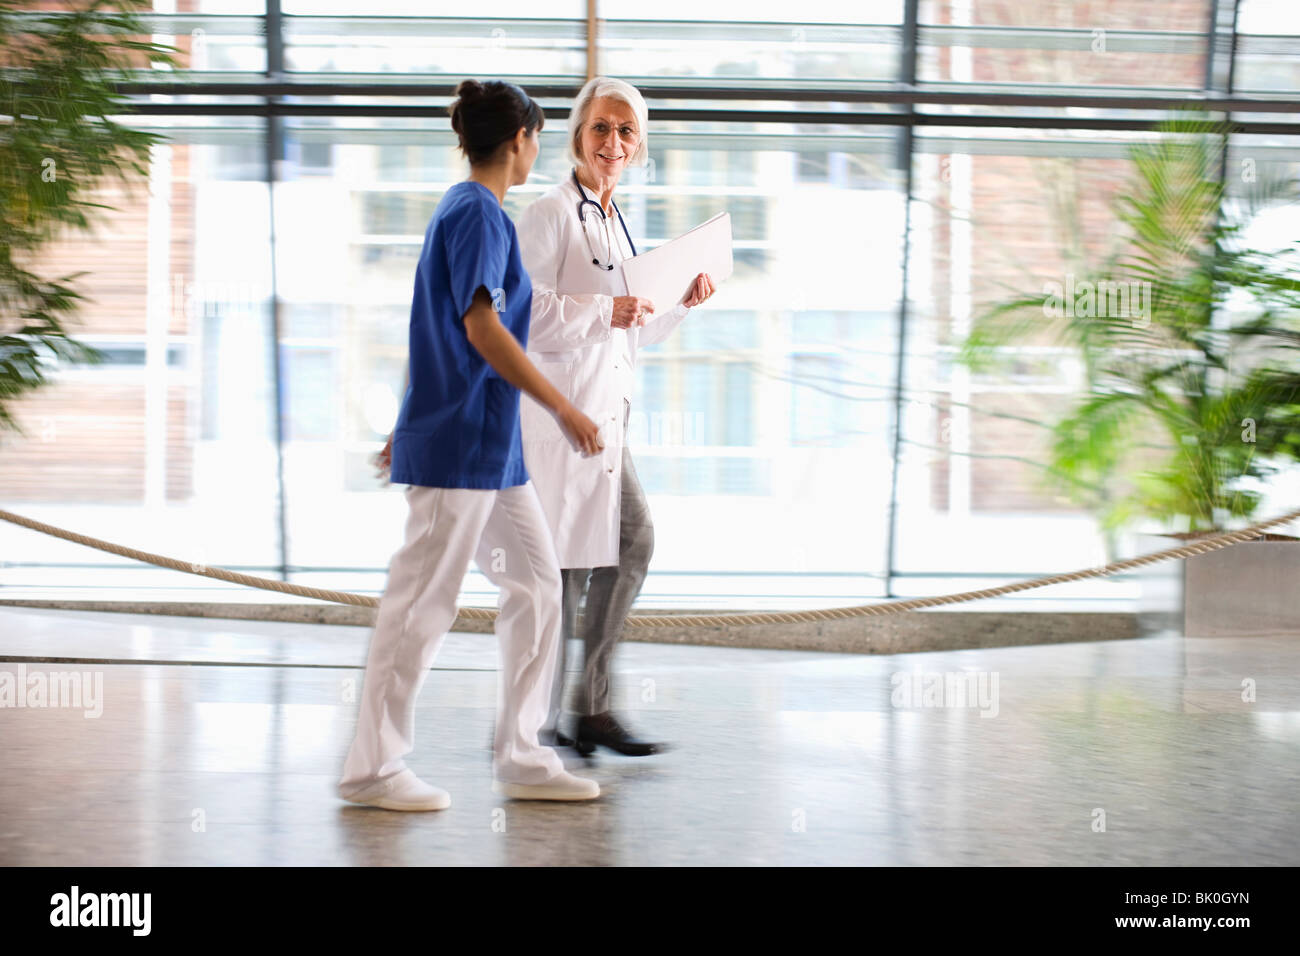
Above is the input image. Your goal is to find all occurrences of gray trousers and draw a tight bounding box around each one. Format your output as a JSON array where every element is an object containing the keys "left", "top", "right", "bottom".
[{"left": 542, "top": 399, "right": 654, "bottom": 733}]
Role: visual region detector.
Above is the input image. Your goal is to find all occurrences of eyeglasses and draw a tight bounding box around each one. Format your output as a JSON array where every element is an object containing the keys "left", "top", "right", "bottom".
[{"left": 588, "top": 121, "right": 639, "bottom": 144}]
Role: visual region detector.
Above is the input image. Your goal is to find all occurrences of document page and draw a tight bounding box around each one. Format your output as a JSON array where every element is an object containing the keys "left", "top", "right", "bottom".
[{"left": 622, "top": 211, "right": 733, "bottom": 311}]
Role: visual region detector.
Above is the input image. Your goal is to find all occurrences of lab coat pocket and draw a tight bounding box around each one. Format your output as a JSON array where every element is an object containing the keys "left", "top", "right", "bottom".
[
  {"left": 519, "top": 357, "right": 574, "bottom": 445},
  {"left": 594, "top": 407, "right": 622, "bottom": 470},
  {"left": 595, "top": 412, "right": 619, "bottom": 452},
  {"left": 531, "top": 352, "right": 577, "bottom": 398}
]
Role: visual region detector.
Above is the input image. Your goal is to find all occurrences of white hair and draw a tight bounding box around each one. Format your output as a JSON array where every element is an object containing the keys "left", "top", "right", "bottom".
[{"left": 567, "top": 76, "right": 650, "bottom": 168}]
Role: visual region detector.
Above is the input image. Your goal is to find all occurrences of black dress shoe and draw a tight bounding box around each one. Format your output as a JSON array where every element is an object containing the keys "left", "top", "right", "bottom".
[
  {"left": 576, "top": 712, "right": 665, "bottom": 757},
  {"left": 545, "top": 728, "right": 595, "bottom": 757}
]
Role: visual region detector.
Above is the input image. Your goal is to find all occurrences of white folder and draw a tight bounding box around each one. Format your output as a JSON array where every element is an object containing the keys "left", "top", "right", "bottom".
[{"left": 621, "top": 211, "right": 733, "bottom": 312}]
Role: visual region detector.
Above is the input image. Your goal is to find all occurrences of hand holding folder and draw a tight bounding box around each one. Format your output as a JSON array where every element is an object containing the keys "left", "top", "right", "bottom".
[{"left": 621, "top": 211, "right": 733, "bottom": 312}]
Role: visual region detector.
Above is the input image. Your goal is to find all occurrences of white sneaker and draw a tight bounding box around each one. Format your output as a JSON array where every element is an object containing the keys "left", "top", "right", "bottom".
[
  {"left": 492, "top": 770, "right": 600, "bottom": 801},
  {"left": 341, "top": 769, "right": 451, "bottom": 811}
]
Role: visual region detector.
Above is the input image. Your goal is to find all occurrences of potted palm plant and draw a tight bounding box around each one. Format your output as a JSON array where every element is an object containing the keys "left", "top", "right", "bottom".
[
  {"left": 960, "top": 115, "right": 1300, "bottom": 637},
  {"left": 1, "top": 0, "right": 177, "bottom": 433}
]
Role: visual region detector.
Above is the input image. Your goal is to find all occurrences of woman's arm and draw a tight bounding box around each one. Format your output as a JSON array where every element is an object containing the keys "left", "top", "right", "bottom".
[
  {"left": 635, "top": 303, "right": 690, "bottom": 349},
  {"left": 463, "top": 286, "right": 603, "bottom": 455},
  {"left": 517, "top": 201, "right": 618, "bottom": 352},
  {"left": 633, "top": 273, "right": 715, "bottom": 349},
  {"left": 373, "top": 363, "right": 410, "bottom": 478}
]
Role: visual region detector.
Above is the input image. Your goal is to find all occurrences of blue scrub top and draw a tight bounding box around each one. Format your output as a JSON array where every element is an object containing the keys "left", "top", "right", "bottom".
[{"left": 389, "top": 180, "right": 533, "bottom": 489}]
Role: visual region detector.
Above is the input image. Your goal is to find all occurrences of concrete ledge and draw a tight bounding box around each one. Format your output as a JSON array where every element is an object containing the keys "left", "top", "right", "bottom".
[
  {"left": 0, "top": 598, "right": 1141, "bottom": 654},
  {"left": 0, "top": 599, "right": 380, "bottom": 628}
]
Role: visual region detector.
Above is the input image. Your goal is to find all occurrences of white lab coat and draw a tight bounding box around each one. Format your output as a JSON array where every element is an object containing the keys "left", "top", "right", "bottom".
[{"left": 516, "top": 176, "right": 690, "bottom": 568}]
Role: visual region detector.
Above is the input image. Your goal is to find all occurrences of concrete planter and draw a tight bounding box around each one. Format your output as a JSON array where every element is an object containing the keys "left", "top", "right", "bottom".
[{"left": 1138, "top": 534, "right": 1300, "bottom": 637}]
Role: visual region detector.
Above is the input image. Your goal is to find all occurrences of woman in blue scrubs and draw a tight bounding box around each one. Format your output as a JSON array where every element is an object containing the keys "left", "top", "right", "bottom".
[{"left": 338, "top": 79, "right": 603, "bottom": 809}]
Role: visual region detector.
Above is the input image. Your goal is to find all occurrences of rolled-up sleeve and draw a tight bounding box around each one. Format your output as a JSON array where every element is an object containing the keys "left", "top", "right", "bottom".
[
  {"left": 445, "top": 200, "right": 507, "bottom": 321},
  {"left": 518, "top": 199, "right": 614, "bottom": 352}
]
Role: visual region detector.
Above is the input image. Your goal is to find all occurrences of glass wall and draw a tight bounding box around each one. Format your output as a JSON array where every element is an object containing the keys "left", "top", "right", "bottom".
[
  {"left": 918, "top": 0, "right": 1209, "bottom": 97},
  {"left": 2, "top": 0, "right": 1298, "bottom": 609},
  {"left": 1235, "top": 0, "right": 1300, "bottom": 93},
  {"left": 599, "top": 1, "right": 904, "bottom": 87},
  {"left": 0, "top": 116, "right": 280, "bottom": 595},
  {"left": 901, "top": 127, "right": 1155, "bottom": 595}
]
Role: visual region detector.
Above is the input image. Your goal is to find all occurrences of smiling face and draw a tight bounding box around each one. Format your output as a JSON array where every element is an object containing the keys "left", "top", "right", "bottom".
[{"left": 578, "top": 95, "right": 640, "bottom": 185}]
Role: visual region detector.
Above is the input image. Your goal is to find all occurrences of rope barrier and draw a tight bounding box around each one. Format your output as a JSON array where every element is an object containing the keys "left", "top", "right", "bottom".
[{"left": 1, "top": 505, "right": 1298, "bottom": 628}]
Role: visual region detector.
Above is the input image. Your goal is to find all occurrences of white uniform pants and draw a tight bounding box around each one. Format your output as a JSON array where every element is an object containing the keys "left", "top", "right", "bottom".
[{"left": 338, "top": 480, "right": 567, "bottom": 795}]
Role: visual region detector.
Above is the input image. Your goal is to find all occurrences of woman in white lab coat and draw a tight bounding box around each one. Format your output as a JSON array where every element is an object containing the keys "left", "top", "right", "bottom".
[{"left": 516, "top": 76, "right": 715, "bottom": 756}]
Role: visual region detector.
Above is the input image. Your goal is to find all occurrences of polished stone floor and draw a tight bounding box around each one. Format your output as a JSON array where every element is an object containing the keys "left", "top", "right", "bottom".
[{"left": 1, "top": 606, "right": 1297, "bottom": 866}]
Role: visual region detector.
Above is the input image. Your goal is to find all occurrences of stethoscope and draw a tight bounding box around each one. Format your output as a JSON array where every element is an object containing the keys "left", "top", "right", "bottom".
[{"left": 572, "top": 167, "right": 637, "bottom": 270}]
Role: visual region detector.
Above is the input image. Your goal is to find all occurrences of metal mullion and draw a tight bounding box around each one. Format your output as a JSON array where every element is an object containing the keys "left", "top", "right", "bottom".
[
  {"left": 1226, "top": 0, "right": 1241, "bottom": 97},
  {"left": 1206, "top": 1, "right": 1241, "bottom": 421},
  {"left": 111, "top": 79, "right": 1300, "bottom": 113},
  {"left": 884, "top": 0, "right": 919, "bottom": 600},
  {"left": 265, "top": 0, "right": 289, "bottom": 583},
  {"left": 1204, "top": 0, "right": 1221, "bottom": 91},
  {"left": 119, "top": 103, "right": 1300, "bottom": 136}
]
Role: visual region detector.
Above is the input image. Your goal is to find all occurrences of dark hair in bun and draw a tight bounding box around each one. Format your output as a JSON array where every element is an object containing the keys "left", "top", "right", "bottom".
[{"left": 449, "top": 79, "right": 545, "bottom": 165}]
